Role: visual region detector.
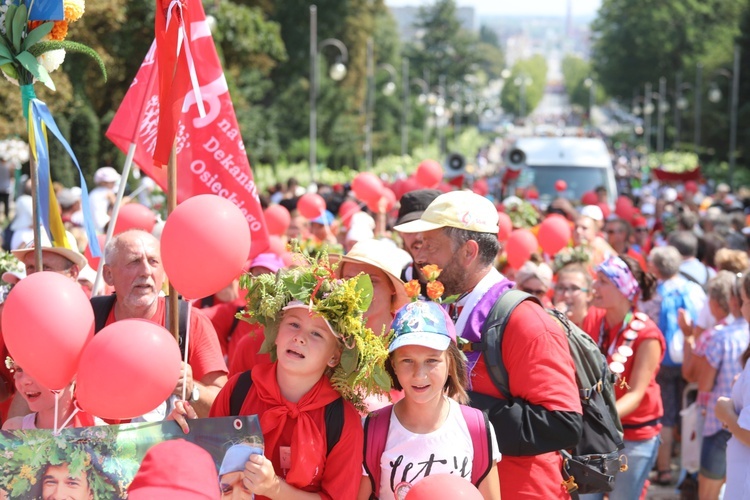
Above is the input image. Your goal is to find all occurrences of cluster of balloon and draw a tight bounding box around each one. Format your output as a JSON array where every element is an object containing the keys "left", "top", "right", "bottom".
[{"left": 161, "top": 194, "right": 252, "bottom": 300}]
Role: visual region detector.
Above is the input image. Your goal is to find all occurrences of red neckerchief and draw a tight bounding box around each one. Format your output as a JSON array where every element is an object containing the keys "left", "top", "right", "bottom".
[{"left": 253, "top": 363, "right": 341, "bottom": 488}]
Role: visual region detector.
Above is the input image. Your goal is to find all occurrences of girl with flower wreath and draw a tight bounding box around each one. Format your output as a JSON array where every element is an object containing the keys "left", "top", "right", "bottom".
[
  {"left": 173, "top": 251, "right": 391, "bottom": 500},
  {"left": 581, "top": 255, "right": 665, "bottom": 500},
  {"left": 358, "top": 299, "right": 501, "bottom": 500}
]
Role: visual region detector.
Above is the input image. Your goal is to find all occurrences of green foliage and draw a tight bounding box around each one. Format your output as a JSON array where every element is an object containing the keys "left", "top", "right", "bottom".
[
  {"left": 68, "top": 99, "right": 100, "bottom": 185},
  {"left": 561, "top": 55, "right": 592, "bottom": 110},
  {"left": 500, "top": 55, "right": 548, "bottom": 116},
  {"left": 48, "top": 114, "right": 75, "bottom": 187},
  {"left": 644, "top": 151, "right": 699, "bottom": 173}
]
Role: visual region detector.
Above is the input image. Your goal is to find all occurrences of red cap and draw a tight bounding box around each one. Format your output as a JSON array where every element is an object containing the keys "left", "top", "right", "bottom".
[{"left": 127, "top": 440, "right": 219, "bottom": 499}]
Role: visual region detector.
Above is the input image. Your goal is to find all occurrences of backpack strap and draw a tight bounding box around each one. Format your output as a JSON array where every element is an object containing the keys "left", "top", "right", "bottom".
[
  {"left": 459, "top": 404, "right": 493, "bottom": 486},
  {"left": 229, "top": 370, "right": 343, "bottom": 455},
  {"left": 230, "top": 370, "right": 253, "bottom": 416},
  {"left": 480, "top": 289, "right": 541, "bottom": 398},
  {"left": 363, "top": 404, "right": 394, "bottom": 499},
  {"left": 91, "top": 294, "right": 118, "bottom": 334}
]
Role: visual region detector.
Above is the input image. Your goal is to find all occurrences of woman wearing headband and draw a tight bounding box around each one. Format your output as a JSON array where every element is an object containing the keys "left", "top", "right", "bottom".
[{"left": 581, "top": 255, "right": 665, "bottom": 500}]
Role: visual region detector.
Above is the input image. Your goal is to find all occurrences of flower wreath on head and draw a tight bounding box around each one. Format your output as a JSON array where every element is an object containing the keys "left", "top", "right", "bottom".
[{"left": 237, "top": 243, "right": 391, "bottom": 412}]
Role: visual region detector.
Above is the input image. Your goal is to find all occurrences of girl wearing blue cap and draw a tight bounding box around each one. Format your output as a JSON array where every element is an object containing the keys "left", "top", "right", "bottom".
[{"left": 360, "top": 300, "right": 501, "bottom": 500}]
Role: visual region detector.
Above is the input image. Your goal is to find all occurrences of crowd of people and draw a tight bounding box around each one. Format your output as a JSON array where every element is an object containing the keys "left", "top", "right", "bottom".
[{"left": 0, "top": 157, "right": 749, "bottom": 499}]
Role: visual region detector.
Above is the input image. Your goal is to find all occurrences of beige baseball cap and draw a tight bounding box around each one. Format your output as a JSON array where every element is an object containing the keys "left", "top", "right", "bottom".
[
  {"left": 393, "top": 190, "right": 499, "bottom": 234},
  {"left": 12, "top": 230, "right": 88, "bottom": 270}
]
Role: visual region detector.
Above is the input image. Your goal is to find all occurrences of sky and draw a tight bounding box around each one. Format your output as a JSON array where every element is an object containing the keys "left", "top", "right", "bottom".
[{"left": 385, "top": 0, "right": 602, "bottom": 17}]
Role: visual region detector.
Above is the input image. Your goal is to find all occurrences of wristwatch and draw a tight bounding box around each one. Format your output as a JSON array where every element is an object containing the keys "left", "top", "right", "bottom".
[{"left": 191, "top": 384, "right": 200, "bottom": 402}]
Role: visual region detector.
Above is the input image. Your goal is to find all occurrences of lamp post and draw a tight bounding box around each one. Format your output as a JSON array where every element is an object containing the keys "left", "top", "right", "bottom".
[
  {"left": 656, "top": 77, "right": 668, "bottom": 153},
  {"left": 694, "top": 63, "right": 702, "bottom": 153},
  {"left": 584, "top": 77, "right": 595, "bottom": 125},
  {"left": 309, "top": 5, "right": 347, "bottom": 183},
  {"left": 674, "top": 73, "right": 691, "bottom": 150},
  {"left": 513, "top": 76, "right": 532, "bottom": 119},
  {"left": 410, "top": 77, "right": 429, "bottom": 149},
  {"left": 401, "top": 58, "right": 409, "bottom": 157},
  {"left": 643, "top": 82, "right": 653, "bottom": 153},
  {"left": 707, "top": 45, "right": 741, "bottom": 184},
  {"left": 364, "top": 38, "right": 397, "bottom": 169}
]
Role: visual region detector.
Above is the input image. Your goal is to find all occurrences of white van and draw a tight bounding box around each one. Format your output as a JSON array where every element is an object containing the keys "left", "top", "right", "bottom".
[{"left": 506, "top": 136, "right": 617, "bottom": 208}]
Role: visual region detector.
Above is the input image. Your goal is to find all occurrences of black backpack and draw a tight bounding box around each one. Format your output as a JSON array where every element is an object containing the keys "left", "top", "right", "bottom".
[
  {"left": 466, "top": 290, "right": 625, "bottom": 498},
  {"left": 229, "top": 370, "right": 344, "bottom": 456}
]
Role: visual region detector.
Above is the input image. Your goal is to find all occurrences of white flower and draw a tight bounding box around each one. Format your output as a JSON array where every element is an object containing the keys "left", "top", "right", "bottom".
[{"left": 38, "top": 48, "right": 66, "bottom": 74}]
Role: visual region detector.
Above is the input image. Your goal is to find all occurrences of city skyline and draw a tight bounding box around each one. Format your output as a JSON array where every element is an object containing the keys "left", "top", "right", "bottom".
[{"left": 385, "top": 0, "right": 602, "bottom": 17}]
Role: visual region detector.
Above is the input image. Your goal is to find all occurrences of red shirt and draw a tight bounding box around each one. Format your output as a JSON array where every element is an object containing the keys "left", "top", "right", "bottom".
[
  {"left": 469, "top": 301, "right": 582, "bottom": 499},
  {"left": 584, "top": 308, "right": 665, "bottom": 441},
  {"left": 105, "top": 297, "right": 227, "bottom": 381},
  {"left": 210, "top": 369, "right": 364, "bottom": 500},
  {"left": 228, "top": 323, "right": 270, "bottom": 377}
]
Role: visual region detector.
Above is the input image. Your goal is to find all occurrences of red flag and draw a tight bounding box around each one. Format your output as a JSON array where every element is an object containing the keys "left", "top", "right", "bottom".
[{"left": 106, "top": 8, "right": 269, "bottom": 257}]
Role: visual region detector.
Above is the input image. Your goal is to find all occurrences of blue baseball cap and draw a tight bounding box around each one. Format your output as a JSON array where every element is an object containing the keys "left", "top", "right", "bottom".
[
  {"left": 311, "top": 210, "right": 335, "bottom": 225},
  {"left": 219, "top": 444, "right": 264, "bottom": 476},
  {"left": 388, "top": 301, "right": 456, "bottom": 353}
]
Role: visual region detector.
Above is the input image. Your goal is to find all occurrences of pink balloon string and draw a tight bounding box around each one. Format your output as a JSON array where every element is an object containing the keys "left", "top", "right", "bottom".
[
  {"left": 181, "top": 306, "right": 192, "bottom": 401},
  {"left": 58, "top": 404, "right": 80, "bottom": 434},
  {"left": 52, "top": 390, "right": 60, "bottom": 436}
]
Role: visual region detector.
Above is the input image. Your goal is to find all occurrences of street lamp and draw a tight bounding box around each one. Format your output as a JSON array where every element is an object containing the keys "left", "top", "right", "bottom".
[
  {"left": 410, "top": 76, "right": 430, "bottom": 149},
  {"left": 309, "top": 5, "right": 348, "bottom": 183},
  {"left": 513, "top": 76, "right": 533, "bottom": 119},
  {"left": 584, "top": 78, "right": 595, "bottom": 125},
  {"left": 364, "top": 38, "right": 397, "bottom": 169},
  {"left": 674, "top": 73, "right": 691, "bottom": 149},
  {"left": 706, "top": 45, "right": 741, "bottom": 184}
]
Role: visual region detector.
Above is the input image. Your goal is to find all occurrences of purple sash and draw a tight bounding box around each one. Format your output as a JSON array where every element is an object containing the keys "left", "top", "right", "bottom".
[{"left": 459, "top": 279, "right": 515, "bottom": 385}]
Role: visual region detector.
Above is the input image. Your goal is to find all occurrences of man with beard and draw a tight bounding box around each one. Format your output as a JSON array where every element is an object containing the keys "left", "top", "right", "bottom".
[
  {"left": 394, "top": 189, "right": 441, "bottom": 297},
  {"left": 394, "top": 190, "right": 582, "bottom": 499},
  {"left": 100, "top": 230, "right": 227, "bottom": 418}
]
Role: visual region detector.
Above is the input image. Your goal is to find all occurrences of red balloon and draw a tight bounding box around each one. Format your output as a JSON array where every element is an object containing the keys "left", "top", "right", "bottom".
[
  {"left": 538, "top": 216, "right": 572, "bottom": 254},
  {"left": 84, "top": 234, "right": 107, "bottom": 270},
  {"left": 268, "top": 235, "right": 286, "bottom": 256},
  {"left": 2, "top": 272, "right": 94, "bottom": 390},
  {"left": 297, "top": 193, "right": 327, "bottom": 220},
  {"left": 415, "top": 159, "right": 443, "bottom": 188},
  {"left": 401, "top": 176, "right": 423, "bottom": 196},
  {"left": 113, "top": 203, "right": 157, "bottom": 235},
  {"left": 525, "top": 187, "right": 539, "bottom": 200},
  {"left": 685, "top": 181, "right": 698, "bottom": 193},
  {"left": 497, "top": 211, "right": 513, "bottom": 241},
  {"left": 405, "top": 474, "right": 482, "bottom": 500},
  {"left": 597, "top": 202, "right": 611, "bottom": 219},
  {"left": 581, "top": 191, "right": 598, "bottom": 205},
  {"left": 352, "top": 172, "right": 384, "bottom": 204},
  {"left": 472, "top": 179, "right": 489, "bottom": 196},
  {"left": 505, "top": 229, "right": 538, "bottom": 270},
  {"left": 366, "top": 188, "right": 397, "bottom": 213},
  {"left": 555, "top": 179, "right": 567, "bottom": 192},
  {"left": 264, "top": 205, "right": 291, "bottom": 236},
  {"left": 75, "top": 319, "right": 181, "bottom": 420},
  {"left": 338, "top": 200, "right": 361, "bottom": 229},
  {"left": 161, "top": 194, "right": 251, "bottom": 300}
]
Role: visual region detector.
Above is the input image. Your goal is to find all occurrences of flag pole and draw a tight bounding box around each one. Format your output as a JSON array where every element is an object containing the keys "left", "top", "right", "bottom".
[
  {"left": 30, "top": 154, "right": 43, "bottom": 270},
  {"left": 167, "top": 144, "right": 179, "bottom": 343},
  {"left": 92, "top": 142, "right": 137, "bottom": 296}
]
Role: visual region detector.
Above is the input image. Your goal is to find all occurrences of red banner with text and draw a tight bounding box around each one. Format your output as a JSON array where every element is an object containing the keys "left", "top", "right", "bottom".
[{"left": 106, "top": 6, "right": 268, "bottom": 257}]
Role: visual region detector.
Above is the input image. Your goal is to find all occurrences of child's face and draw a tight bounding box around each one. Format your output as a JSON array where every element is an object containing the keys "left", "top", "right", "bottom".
[
  {"left": 391, "top": 344, "right": 449, "bottom": 405},
  {"left": 276, "top": 309, "right": 341, "bottom": 377}
]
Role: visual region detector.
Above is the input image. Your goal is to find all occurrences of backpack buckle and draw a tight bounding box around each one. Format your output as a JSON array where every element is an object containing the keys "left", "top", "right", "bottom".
[
  {"left": 562, "top": 474, "right": 578, "bottom": 493},
  {"left": 460, "top": 341, "right": 482, "bottom": 353}
]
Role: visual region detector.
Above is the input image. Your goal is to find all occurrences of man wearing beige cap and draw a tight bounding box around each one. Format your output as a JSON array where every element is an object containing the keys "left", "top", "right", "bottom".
[
  {"left": 12, "top": 231, "right": 86, "bottom": 281},
  {"left": 394, "top": 190, "right": 582, "bottom": 499}
]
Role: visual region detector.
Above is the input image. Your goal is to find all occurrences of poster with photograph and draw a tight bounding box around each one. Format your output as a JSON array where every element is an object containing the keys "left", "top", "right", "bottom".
[{"left": 0, "top": 416, "right": 263, "bottom": 499}]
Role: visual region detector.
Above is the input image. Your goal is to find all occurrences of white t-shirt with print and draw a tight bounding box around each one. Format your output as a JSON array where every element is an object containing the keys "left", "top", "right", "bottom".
[{"left": 377, "top": 398, "right": 500, "bottom": 500}]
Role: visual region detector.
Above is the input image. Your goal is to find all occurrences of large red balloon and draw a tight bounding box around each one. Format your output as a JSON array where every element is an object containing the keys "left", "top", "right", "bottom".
[
  {"left": 161, "top": 194, "right": 251, "bottom": 300},
  {"left": 352, "top": 172, "right": 384, "bottom": 204},
  {"left": 264, "top": 205, "right": 291, "bottom": 236},
  {"left": 2, "top": 272, "right": 94, "bottom": 390},
  {"left": 581, "top": 191, "right": 598, "bottom": 205},
  {"left": 366, "top": 187, "right": 397, "bottom": 213},
  {"left": 75, "top": 319, "right": 181, "bottom": 420},
  {"left": 415, "top": 159, "right": 443, "bottom": 188},
  {"left": 538, "top": 215, "right": 572, "bottom": 254},
  {"left": 297, "top": 193, "right": 327, "bottom": 220},
  {"left": 497, "top": 211, "right": 513, "bottom": 241},
  {"left": 505, "top": 229, "right": 538, "bottom": 270},
  {"left": 405, "top": 474, "right": 482, "bottom": 500},
  {"left": 113, "top": 203, "right": 157, "bottom": 235},
  {"left": 84, "top": 234, "right": 107, "bottom": 270}
]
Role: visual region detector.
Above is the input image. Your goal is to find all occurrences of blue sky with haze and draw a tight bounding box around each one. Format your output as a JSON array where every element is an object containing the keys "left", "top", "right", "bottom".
[{"left": 385, "top": 0, "right": 602, "bottom": 17}]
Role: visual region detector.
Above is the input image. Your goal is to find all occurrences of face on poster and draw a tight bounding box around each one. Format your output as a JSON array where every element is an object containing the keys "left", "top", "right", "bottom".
[{"left": 0, "top": 416, "right": 263, "bottom": 499}]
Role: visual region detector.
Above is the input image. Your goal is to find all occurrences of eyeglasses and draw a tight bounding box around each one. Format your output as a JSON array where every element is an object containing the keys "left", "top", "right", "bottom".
[
  {"left": 522, "top": 287, "right": 547, "bottom": 297},
  {"left": 555, "top": 285, "right": 589, "bottom": 295},
  {"left": 635, "top": 227, "right": 649, "bottom": 233}
]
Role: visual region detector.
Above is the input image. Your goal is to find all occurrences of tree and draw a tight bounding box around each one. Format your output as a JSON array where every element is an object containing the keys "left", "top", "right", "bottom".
[
  {"left": 500, "top": 56, "right": 547, "bottom": 117},
  {"left": 561, "top": 55, "right": 591, "bottom": 110}
]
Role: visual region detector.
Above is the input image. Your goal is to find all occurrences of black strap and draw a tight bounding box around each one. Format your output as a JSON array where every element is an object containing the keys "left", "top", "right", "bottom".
[
  {"left": 92, "top": 295, "right": 189, "bottom": 359},
  {"left": 229, "top": 370, "right": 344, "bottom": 455},
  {"left": 480, "top": 289, "right": 542, "bottom": 399},
  {"left": 622, "top": 418, "right": 661, "bottom": 429}
]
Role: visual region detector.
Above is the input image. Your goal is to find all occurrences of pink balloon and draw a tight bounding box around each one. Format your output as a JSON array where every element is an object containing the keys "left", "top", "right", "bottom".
[
  {"left": 84, "top": 234, "right": 107, "bottom": 270},
  {"left": 2, "top": 272, "right": 94, "bottom": 390},
  {"left": 75, "top": 319, "right": 181, "bottom": 420},
  {"left": 405, "top": 474, "right": 482, "bottom": 500},
  {"left": 581, "top": 191, "right": 598, "bottom": 205},
  {"left": 415, "top": 159, "right": 443, "bottom": 188},
  {"left": 505, "top": 229, "right": 538, "bottom": 270},
  {"left": 472, "top": 179, "right": 489, "bottom": 196},
  {"left": 555, "top": 179, "right": 567, "bottom": 192},
  {"left": 366, "top": 187, "right": 397, "bottom": 213},
  {"left": 497, "top": 211, "right": 513, "bottom": 241},
  {"left": 538, "top": 216, "right": 572, "bottom": 254},
  {"left": 352, "top": 172, "right": 384, "bottom": 204},
  {"left": 338, "top": 200, "right": 361, "bottom": 229},
  {"left": 264, "top": 205, "right": 291, "bottom": 236},
  {"left": 268, "top": 235, "right": 286, "bottom": 256},
  {"left": 597, "top": 202, "right": 611, "bottom": 219},
  {"left": 297, "top": 193, "right": 327, "bottom": 220},
  {"left": 113, "top": 203, "right": 157, "bottom": 235},
  {"left": 161, "top": 194, "right": 252, "bottom": 300},
  {"left": 401, "top": 176, "right": 423, "bottom": 196}
]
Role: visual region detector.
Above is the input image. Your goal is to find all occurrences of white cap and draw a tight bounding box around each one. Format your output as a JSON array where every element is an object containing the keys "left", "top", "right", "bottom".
[{"left": 580, "top": 205, "right": 604, "bottom": 221}]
